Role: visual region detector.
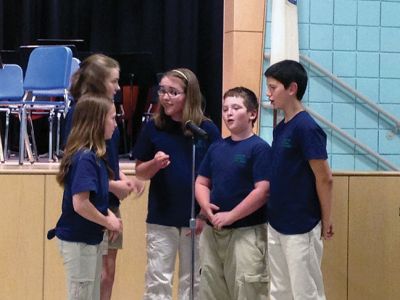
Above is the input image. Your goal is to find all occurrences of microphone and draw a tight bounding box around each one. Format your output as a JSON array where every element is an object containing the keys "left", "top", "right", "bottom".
[{"left": 185, "top": 120, "right": 208, "bottom": 138}]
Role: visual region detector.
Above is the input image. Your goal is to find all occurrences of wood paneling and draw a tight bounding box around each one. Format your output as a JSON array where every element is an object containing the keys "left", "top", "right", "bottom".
[
  {"left": 323, "top": 176, "right": 348, "bottom": 300},
  {"left": 0, "top": 175, "right": 45, "bottom": 300},
  {"left": 348, "top": 176, "right": 400, "bottom": 300}
]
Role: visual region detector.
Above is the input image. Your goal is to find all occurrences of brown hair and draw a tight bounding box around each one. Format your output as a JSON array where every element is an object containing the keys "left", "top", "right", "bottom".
[{"left": 69, "top": 54, "right": 119, "bottom": 101}]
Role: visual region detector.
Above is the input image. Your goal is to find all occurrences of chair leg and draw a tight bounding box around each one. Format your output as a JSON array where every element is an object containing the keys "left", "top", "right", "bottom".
[
  {"left": 18, "top": 106, "right": 34, "bottom": 165},
  {"left": 4, "top": 110, "right": 10, "bottom": 160},
  {"left": 56, "top": 111, "right": 61, "bottom": 157},
  {"left": 0, "top": 130, "right": 4, "bottom": 163},
  {"left": 48, "top": 111, "right": 55, "bottom": 162},
  {"left": 28, "top": 112, "right": 39, "bottom": 162}
]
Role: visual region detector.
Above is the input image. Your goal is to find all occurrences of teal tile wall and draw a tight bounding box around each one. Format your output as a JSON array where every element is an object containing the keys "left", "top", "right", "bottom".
[{"left": 261, "top": 0, "right": 400, "bottom": 171}]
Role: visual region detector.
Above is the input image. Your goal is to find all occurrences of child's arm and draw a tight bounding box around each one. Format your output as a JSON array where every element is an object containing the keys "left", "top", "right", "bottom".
[
  {"left": 212, "top": 180, "right": 269, "bottom": 230},
  {"left": 119, "top": 171, "right": 146, "bottom": 198},
  {"left": 195, "top": 175, "right": 219, "bottom": 220},
  {"left": 109, "top": 177, "right": 133, "bottom": 200},
  {"left": 72, "top": 192, "right": 122, "bottom": 232},
  {"left": 309, "top": 159, "right": 334, "bottom": 240},
  {"left": 135, "top": 151, "right": 170, "bottom": 180}
]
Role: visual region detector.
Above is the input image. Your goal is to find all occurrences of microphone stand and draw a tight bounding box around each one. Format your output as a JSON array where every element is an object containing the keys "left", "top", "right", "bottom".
[{"left": 189, "top": 134, "right": 196, "bottom": 300}]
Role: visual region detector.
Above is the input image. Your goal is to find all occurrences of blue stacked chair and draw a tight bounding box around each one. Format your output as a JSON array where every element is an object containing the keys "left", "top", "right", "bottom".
[
  {"left": 0, "top": 64, "right": 25, "bottom": 162},
  {"left": 19, "top": 46, "right": 73, "bottom": 164}
]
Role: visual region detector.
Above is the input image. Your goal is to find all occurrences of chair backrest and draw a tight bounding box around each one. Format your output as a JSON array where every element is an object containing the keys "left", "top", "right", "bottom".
[
  {"left": 23, "top": 46, "right": 73, "bottom": 91},
  {"left": 0, "top": 64, "right": 24, "bottom": 101}
]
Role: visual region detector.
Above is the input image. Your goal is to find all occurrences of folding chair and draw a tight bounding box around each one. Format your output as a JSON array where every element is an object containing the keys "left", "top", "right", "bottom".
[
  {"left": 0, "top": 64, "right": 29, "bottom": 162},
  {"left": 19, "top": 46, "right": 73, "bottom": 164}
]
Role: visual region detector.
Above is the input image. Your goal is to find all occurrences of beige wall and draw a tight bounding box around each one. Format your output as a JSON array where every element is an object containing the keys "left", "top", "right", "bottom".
[
  {"left": 1, "top": 171, "right": 400, "bottom": 300},
  {"left": 222, "top": 0, "right": 267, "bottom": 136}
]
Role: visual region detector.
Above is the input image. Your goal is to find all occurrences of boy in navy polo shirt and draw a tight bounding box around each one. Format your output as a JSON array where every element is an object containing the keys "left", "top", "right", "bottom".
[
  {"left": 265, "top": 60, "right": 333, "bottom": 300},
  {"left": 195, "top": 87, "right": 271, "bottom": 299}
]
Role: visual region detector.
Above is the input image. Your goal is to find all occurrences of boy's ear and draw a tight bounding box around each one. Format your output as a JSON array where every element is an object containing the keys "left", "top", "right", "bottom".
[
  {"left": 288, "top": 82, "right": 298, "bottom": 96},
  {"left": 249, "top": 110, "right": 257, "bottom": 120}
]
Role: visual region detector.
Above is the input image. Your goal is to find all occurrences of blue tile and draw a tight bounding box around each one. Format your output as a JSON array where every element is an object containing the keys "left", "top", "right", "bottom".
[
  {"left": 260, "top": 103, "right": 274, "bottom": 127},
  {"left": 382, "top": 2, "right": 400, "bottom": 27},
  {"left": 334, "top": 0, "right": 357, "bottom": 25},
  {"left": 378, "top": 104, "right": 400, "bottom": 131},
  {"left": 356, "top": 129, "right": 378, "bottom": 151},
  {"left": 310, "top": 0, "right": 333, "bottom": 24},
  {"left": 309, "top": 50, "right": 333, "bottom": 72},
  {"left": 357, "top": 52, "right": 379, "bottom": 77},
  {"left": 334, "top": 26, "right": 356, "bottom": 50},
  {"left": 358, "top": 1, "right": 381, "bottom": 26},
  {"left": 355, "top": 155, "right": 379, "bottom": 171},
  {"left": 308, "top": 102, "right": 332, "bottom": 122},
  {"left": 356, "top": 78, "right": 379, "bottom": 103},
  {"left": 381, "top": 27, "right": 400, "bottom": 52},
  {"left": 333, "top": 52, "right": 356, "bottom": 77},
  {"left": 299, "top": 24, "right": 310, "bottom": 50},
  {"left": 265, "top": 22, "right": 272, "bottom": 49},
  {"left": 356, "top": 103, "right": 379, "bottom": 129},
  {"left": 380, "top": 53, "right": 400, "bottom": 78},
  {"left": 379, "top": 129, "right": 400, "bottom": 154},
  {"left": 333, "top": 77, "right": 356, "bottom": 103},
  {"left": 298, "top": 0, "right": 310, "bottom": 23},
  {"left": 333, "top": 103, "right": 356, "bottom": 128},
  {"left": 259, "top": 126, "right": 273, "bottom": 145},
  {"left": 308, "top": 76, "right": 333, "bottom": 102},
  {"left": 379, "top": 79, "right": 400, "bottom": 103},
  {"left": 331, "top": 154, "right": 355, "bottom": 171},
  {"left": 332, "top": 129, "right": 355, "bottom": 154},
  {"left": 266, "top": 0, "right": 272, "bottom": 21},
  {"left": 357, "top": 26, "right": 380, "bottom": 51},
  {"left": 379, "top": 155, "right": 400, "bottom": 171},
  {"left": 310, "top": 24, "right": 333, "bottom": 50},
  {"left": 379, "top": 104, "right": 400, "bottom": 120}
]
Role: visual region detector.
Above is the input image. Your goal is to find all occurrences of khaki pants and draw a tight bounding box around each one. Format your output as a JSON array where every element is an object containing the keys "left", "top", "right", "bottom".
[
  {"left": 199, "top": 224, "right": 269, "bottom": 300},
  {"left": 268, "top": 223, "right": 325, "bottom": 300},
  {"left": 58, "top": 239, "right": 102, "bottom": 300},
  {"left": 143, "top": 223, "right": 200, "bottom": 300}
]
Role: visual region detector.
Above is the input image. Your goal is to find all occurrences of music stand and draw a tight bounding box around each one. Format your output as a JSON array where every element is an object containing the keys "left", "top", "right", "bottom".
[
  {"left": 110, "top": 52, "right": 157, "bottom": 156},
  {"left": 36, "top": 38, "right": 87, "bottom": 52}
]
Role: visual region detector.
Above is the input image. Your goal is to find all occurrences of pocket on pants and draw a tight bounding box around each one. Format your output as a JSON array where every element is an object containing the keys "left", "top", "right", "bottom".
[{"left": 242, "top": 274, "right": 269, "bottom": 300}]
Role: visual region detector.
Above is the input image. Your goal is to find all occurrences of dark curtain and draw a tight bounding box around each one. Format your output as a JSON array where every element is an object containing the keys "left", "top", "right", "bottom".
[{"left": 0, "top": 0, "right": 223, "bottom": 127}]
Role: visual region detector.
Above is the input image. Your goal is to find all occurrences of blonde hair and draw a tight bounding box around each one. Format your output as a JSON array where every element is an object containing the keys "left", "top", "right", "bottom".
[
  {"left": 57, "top": 95, "right": 114, "bottom": 185},
  {"left": 154, "top": 68, "right": 208, "bottom": 136}
]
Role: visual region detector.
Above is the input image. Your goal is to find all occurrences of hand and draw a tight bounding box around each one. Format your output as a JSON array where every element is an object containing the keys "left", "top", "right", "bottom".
[
  {"left": 195, "top": 218, "right": 205, "bottom": 235},
  {"left": 130, "top": 178, "right": 145, "bottom": 197},
  {"left": 108, "top": 230, "right": 120, "bottom": 243},
  {"left": 205, "top": 203, "right": 220, "bottom": 220},
  {"left": 110, "top": 179, "right": 134, "bottom": 200},
  {"left": 154, "top": 151, "right": 170, "bottom": 170},
  {"left": 211, "top": 211, "right": 234, "bottom": 230},
  {"left": 106, "top": 210, "right": 123, "bottom": 233},
  {"left": 322, "top": 221, "right": 334, "bottom": 240}
]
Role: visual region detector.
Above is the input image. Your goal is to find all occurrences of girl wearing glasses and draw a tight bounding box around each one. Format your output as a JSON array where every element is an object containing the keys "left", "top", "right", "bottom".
[{"left": 133, "top": 68, "right": 221, "bottom": 299}]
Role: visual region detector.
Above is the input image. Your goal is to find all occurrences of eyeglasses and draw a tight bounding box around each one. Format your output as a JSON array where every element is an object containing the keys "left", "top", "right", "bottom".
[{"left": 157, "top": 87, "right": 185, "bottom": 98}]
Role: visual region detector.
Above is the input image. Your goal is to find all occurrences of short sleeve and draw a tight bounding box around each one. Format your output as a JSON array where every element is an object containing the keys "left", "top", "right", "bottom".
[{"left": 71, "top": 151, "right": 99, "bottom": 195}]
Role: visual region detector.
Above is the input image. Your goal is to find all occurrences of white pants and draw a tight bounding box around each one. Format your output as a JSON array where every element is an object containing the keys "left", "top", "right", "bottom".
[
  {"left": 58, "top": 239, "right": 102, "bottom": 300},
  {"left": 143, "top": 223, "right": 200, "bottom": 300},
  {"left": 268, "top": 223, "right": 326, "bottom": 300}
]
